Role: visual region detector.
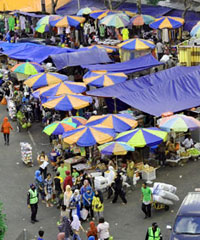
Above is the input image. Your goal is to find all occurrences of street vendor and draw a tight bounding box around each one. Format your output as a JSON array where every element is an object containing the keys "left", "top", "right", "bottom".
[
  {"left": 182, "top": 134, "right": 194, "bottom": 149},
  {"left": 166, "top": 137, "right": 176, "bottom": 158}
]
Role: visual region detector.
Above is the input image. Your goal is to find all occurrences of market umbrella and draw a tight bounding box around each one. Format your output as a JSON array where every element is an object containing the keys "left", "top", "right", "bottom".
[
  {"left": 100, "top": 13, "right": 130, "bottom": 28},
  {"left": 11, "top": 62, "right": 44, "bottom": 76},
  {"left": 129, "top": 14, "right": 155, "bottom": 26},
  {"left": 77, "top": 7, "right": 99, "bottom": 16},
  {"left": 123, "top": 11, "right": 137, "bottom": 18},
  {"left": 90, "top": 10, "right": 115, "bottom": 20},
  {"left": 117, "top": 38, "right": 155, "bottom": 50},
  {"left": 98, "top": 141, "right": 135, "bottom": 155},
  {"left": 149, "top": 16, "right": 184, "bottom": 29},
  {"left": 37, "top": 15, "right": 61, "bottom": 26},
  {"left": 50, "top": 15, "right": 85, "bottom": 28},
  {"left": 35, "top": 24, "right": 50, "bottom": 33},
  {"left": 86, "top": 45, "right": 114, "bottom": 53},
  {"left": 115, "top": 127, "right": 168, "bottom": 147},
  {"left": 32, "top": 81, "right": 86, "bottom": 98},
  {"left": 43, "top": 121, "right": 77, "bottom": 135},
  {"left": 62, "top": 116, "right": 87, "bottom": 126},
  {"left": 42, "top": 94, "right": 92, "bottom": 111},
  {"left": 158, "top": 114, "right": 200, "bottom": 132},
  {"left": 24, "top": 72, "right": 68, "bottom": 90},
  {"left": 86, "top": 114, "right": 138, "bottom": 133},
  {"left": 83, "top": 71, "right": 127, "bottom": 87},
  {"left": 190, "top": 22, "right": 200, "bottom": 37},
  {"left": 62, "top": 125, "right": 116, "bottom": 146}
]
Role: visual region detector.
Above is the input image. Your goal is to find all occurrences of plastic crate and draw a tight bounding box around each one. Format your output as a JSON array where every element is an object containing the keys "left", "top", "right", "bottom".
[{"left": 142, "top": 169, "right": 156, "bottom": 181}]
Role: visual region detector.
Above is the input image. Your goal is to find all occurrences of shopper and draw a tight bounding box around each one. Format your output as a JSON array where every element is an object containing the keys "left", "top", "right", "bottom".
[
  {"left": 54, "top": 172, "right": 63, "bottom": 208},
  {"left": 57, "top": 161, "right": 68, "bottom": 181},
  {"left": 63, "top": 171, "right": 73, "bottom": 190},
  {"left": 44, "top": 173, "right": 53, "bottom": 208},
  {"left": 112, "top": 171, "right": 127, "bottom": 204},
  {"left": 141, "top": 182, "right": 153, "bottom": 219},
  {"left": 1, "top": 116, "right": 13, "bottom": 145},
  {"left": 80, "top": 179, "right": 90, "bottom": 196},
  {"left": 107, "top": 166, "right": 116, "bottom": 199},
  {"left": 64, "top": 185, "right": 73, "bottom": 209},
  {"left": 156, "top": 40, "right": 164, "bottom": 60},
  {"left": 126, "top": 159, "right": 135, "bottom": 191},
  {"left": 57, "top": 216, "right": 72, "bottom": 240},
  {"left": 83, "top": 186, "right": 94, "bottom": 220},
  {"left": 92, "top": 190, "right": 104, "bottom": 220},
  {"left": 37, "top": 229, "right": 44, "bottom": 240},
  {"left": 87, "top": 221, "right": 98, "bottom": 240},
  {"left": 34, "top": 170, "right": 45, "bottom": 203},
  {"left": 71, "top": 215, "right": 85, "bottom": 240},
  {"left": 27, "top": 184, "right": 39, "bottom": 224},
  {"left": 37, "top": 151, "right": 49, "bottom": 179},
  {"left": 97, "top": 217, "right": 110, "bottom": 240},
  {"left": 70, "top": 189, "right": 81, "bottom": 219},
  {"left": 145, "top": 222, "right": 163, "bottom": 240}
]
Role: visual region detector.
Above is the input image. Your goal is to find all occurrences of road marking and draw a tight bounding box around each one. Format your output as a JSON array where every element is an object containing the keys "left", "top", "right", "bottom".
[{"left": 27, "top": 130, "right": 36, "bottom": 146}]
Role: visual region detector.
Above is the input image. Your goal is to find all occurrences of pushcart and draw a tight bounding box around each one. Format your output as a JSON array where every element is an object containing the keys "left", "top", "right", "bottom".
[{"left": 152, "top": 201, "right": 169, "bottom": 211}]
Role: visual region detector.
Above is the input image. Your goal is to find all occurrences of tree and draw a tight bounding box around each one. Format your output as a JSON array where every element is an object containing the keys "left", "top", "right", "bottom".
[
  {"left": 0, "top": 202, "right": 6, "bottom": 240},
  {"left": 136, "top": 0, "right": 141, "bottom": 14},
  {"left": 182, "top": 0, "right": 192, "bottom": 19},
  {"left": 51, "top": 0, "right": 59, "bottom": 14}
]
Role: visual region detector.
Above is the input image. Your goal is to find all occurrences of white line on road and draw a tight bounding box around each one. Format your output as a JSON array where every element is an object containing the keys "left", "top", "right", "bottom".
[{"left": 27, "top": 130, "right": 36, "bottom": 146}]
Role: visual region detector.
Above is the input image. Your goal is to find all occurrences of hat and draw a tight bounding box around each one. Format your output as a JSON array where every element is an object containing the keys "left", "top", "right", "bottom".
[{"left": 65, "top": 170, "right": 70, "bottom": 175}]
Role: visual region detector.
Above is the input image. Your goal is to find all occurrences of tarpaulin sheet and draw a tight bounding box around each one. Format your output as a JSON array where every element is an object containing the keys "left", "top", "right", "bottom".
[
  {"left": 82, "top": 54, "right": 163, "bottom": 74},
  {"left": 51, "top": 48, "right": 112, "bottom": 70}
]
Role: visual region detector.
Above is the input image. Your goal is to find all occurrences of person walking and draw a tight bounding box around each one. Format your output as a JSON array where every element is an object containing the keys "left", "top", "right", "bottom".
[
  {"left": 44, "top": 173, "right": 54, "bottom": 207},
  {"left": 112, "top": 171, "right": 127, "bottom": 204},
  {"left": 37, "top": 151, "right": 49, "bottom": 179},
  {"left": 145, "top": 222, "right": 163, "bottom": 240},
  {"left": 1, "top": 116, "right": 13, "bottom": 145},
  {"left": 27, "top": 184, "right": 39, "bottom": 224},
  {"left": 107, "top": 166, "right": 115, "bottom": 199},
  {"left": 87, "top": 221, "right": 98, "bottom": 240},
  {"left": 63, "top": 171, "right": 73, "bottom": 190},
  {"left": 34, "top": 170, "right": 45, "bottom": 203},
  {"left": 54, "top": 172, "right": 63, "bottom": 208},
  {"left": 83, "top": 186, "right": 94, "bottom": 220},
  {"left": 97, "top": 217, "right": 110, "bottom": 240},
  {"left": 71, "top": 215, "right": 85, "bottom": 240},
  {"left": 92, "top": 190, "right": 104, "bottom": 220},
  {"left": 156, "top": 40, "right": 164, "bottom": 60},
  {"left": 57, "top": 216, "right": 72, "bottom": 240},
  {"left": 141, "top": 182, "right": 153, "bottom": 219},
  {"left": 126, "top": 159, "right": 135, "bottom": 191}
]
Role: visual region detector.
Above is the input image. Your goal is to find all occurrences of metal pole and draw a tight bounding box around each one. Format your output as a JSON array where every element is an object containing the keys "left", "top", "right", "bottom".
[
  {"left": 78, "top": 0, "right": 81, "bottom": 10},
  {"left": 23, "top": 229, "right": 27, "bottom": 240}
]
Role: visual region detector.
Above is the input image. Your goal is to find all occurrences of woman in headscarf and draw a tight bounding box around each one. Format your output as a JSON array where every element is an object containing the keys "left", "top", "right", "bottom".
[
  {"left": 92, "top": 190, "right": 104, "bottom": 220},
  {"left": 64, "top": 185, "right": 73, "bottom": 208},
  {"left": 87, "top": 221, "right": 98, "bottom": 240},
  {"left": 70, "top": 189, "right": 81, "bottom": 219},
  {"left": 1, "top": 116, "right": 13, "bottom": 145},
  {"left": 107, "top": 166, "right": 116, "bottom": 199},
  {"left": 57, "top": 216, "right": 72, "bottom": 240},
  {"left": 34, "top": 170, "right": 45, "bottom": 203},
  {"left": 83, "top": 186, "right": 94, "bottom": 220},
  {"left": 71, "top": 215, "right": 84, "bottom": 240}
]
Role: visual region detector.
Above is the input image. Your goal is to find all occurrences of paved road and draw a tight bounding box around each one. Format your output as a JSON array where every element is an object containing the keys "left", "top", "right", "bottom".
[{"left": 1, "top": 104, "right": 200, "bottom": 240}]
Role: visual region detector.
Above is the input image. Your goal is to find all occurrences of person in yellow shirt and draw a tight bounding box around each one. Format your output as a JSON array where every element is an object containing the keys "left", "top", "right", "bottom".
[
  {"left": 121, "top": 28, "right": 129, "bottom": 41},
  {"left": 126, "top": 159, "right": 135, "bottom": 191}
]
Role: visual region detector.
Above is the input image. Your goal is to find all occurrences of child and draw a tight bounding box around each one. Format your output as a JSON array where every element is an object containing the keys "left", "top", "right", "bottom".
[
  {"left": 38, "top": 230, "right": 44, "bottom": 240},
  {"left": 57, "top": 205, "right": 69, "bottom": 225}
]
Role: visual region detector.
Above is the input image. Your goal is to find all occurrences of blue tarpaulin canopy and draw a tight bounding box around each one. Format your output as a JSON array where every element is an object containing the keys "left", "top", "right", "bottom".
[
  {"left": 87, "top": 66, "right": 200, "bottom": 116},
  {"left": 51, "top": 48, "right": 113, "bottom": 70},
  {"left": 82, "top": 54, "right": 163, "bottom": 74}
]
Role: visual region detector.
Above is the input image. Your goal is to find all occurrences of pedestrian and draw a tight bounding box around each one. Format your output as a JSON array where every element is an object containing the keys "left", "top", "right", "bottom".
[
  {"left": 44, "top": 173, "right": 54, "bottom": 208},
  {"left": 57, "top": 161, "right": 68, "bottom": 182},
  {"left": 97, "top": 217, "right": 110, "bottom": 240},
  {"left": 37, "top": 151, "right": 49, "bottom": 179},
  {"left": 71, "top": 215, "right": 85, "bottom": 240},
  {"left": 141, "top": 182, "right": 153, "bottom": 219},
  {"left": 34, "top": 170, "right": 45, "bottom": 203},
  {"left": 1, "top": 116, "right": 13, "bottom": 145},
  {"left": 63, "top": 171, "right": 73, "bottom": 190},
  {"left": 83, "top": 186, "right": 94, "bottom": 220},
  {"left": 87, "top": 221, "right": 98, "bottom": 240},
  {"left": 107, "top": 166, "right": 116, "bottom": 199},
  {"left": 112, "top": 171, "right": 127, "bottom": 204},
  {"left": 37, "top": 229, "right": 44, "bottom": 240},
  {"left": 64, "top": 185, "right": 73, "bottom": 209},
  {"left": 145, "top": 222, "right": 163, "bottom": 240},
  {"left": 57, "top": 216, "right": 72, "bottom": 240},
  {"left": 92, "top": 190, "right": 104, "bottom": 220},
  {"left": 70, "top": 189, "right": 81, "bottom": 219},
  {"left": 54, "top": 172, "right": 63, "bottom": 208},
  {"left": 80, "top": 179, "right": 90, "bottom": 196},
  {"left": 27, "top": 184, "right": 39, "bottom": 224},
  {"left": 156, "top": 40, "right": 164, "bottom": 60},
  {"left": 126, "top": 159, "right": 135, "bottom": 191}
]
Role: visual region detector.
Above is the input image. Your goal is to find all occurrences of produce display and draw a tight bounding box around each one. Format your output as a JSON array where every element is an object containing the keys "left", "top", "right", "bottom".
[
  {"left": 180, "top": 152, "right": 190, "bottom": 157},
  {"left": 187, "top": 148, "right": 200, "bottom": 156},
  {"left": 20, "top": 142, "right": 32, "bottom": 165}
]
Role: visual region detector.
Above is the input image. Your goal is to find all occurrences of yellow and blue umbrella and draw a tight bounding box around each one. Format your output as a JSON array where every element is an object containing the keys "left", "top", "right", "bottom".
[
  {"left": 83, "top": 71, "right": 127, "bottom": 87},
  {"left": 24, "top": 72, "right": 68, "bottom": 90},
  {"left": 43, "top": 121, "right": 77, "bottom": 136},
  {"left": 77, "top": 7, "right": 99, "bottom": 16},
  {"left": 129, "top": 14, "right": 155, "bottom": 26},
  {"left": 83, "top": 45, "right": 115, "bottom": 53},
  {"left": 32, "top": 81, "right": 86, "bottom": 98},
  {"left": 98, "top": 141, "right": 135, "bottom": 155},
  {"left": 86, "top": 114, "right": 138, "bottom": 133},
  {"left": 100, "top": 13, "right": 130, "bottom": 28},
  {"left": 115, "top": 127, "right": 168, "bottom": 147},
  {"left": 62, "top": 125, "right": 116, "bottom": 146},
  {"left": 37, "top": 15, "right": 61, "bottom": 26},
  {"left": 90, "top": 10, "right": 115, "bottom": 20},
  {"left": 35, "top": 24, "right": 50, "bottom": 33},
  {"left": 149, "top": 16, "right": 184, "bottom": 29},
  {"left": 50, "top": 15, "right": 85, "bottom": 28},
  {"left": 62, "top": 116, "right": 87, "bottom": 126},
  {"left": 11, "top": 62, "right": 44, "bottom": 76},
  {"left": 190, "top": 22, "right": 200, "bottom": 37},
  {"left": 118, "top": 38, "right": 155, "bottom": 50},
  {"left": 42, "top": 94, "right": 92, "bottom": 111}
]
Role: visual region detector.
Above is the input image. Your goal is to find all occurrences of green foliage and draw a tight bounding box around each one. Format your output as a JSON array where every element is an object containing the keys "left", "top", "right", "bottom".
[
  {"left": 147, "top": 0, "right": 163, "bottom": 5},
  {"left": 0, "top": 202, "right": 6, "bottom": 240}
]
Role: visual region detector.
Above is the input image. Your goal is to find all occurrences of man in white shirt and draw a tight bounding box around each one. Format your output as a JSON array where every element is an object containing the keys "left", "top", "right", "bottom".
[
  {"left": 156, "top": 41, "right": 164, "bottom": 60},
  {"left": 182, "top": 135, "right": 194, "bottom": 149},
  {"left": 97, "top": 217, "right": 110, "bottom": 240}
]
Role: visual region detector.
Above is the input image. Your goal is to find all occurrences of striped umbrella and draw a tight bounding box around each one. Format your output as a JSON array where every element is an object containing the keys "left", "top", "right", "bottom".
[
  {"left": 11, "top": 62, "right": 44, "bottom": 76},
  {"left": 42, "top": 94, "right": 92, "bottom": 111},
  {"left": 115, "top": 127, "right": 168, "bottom": 147},
  {"left": 190, "top": 22, "right": 200, "bottom": 37},
  {"left": 150, "top": 16, "right": 184, "bottom": 29},
  {"left": 118, "top": 38, "right": 155, "bottom": 50},
  {"left": 129, "top": 14, "right": 155, "bottom": 26},
  {"left": 24, "top": 72, "right": 68, "bottom": 90},
  {"left": 86, "top": 114, "right": 138, "bottom": 133},
  {"left": 77, "top": 7, "right": 99, "bottom": 16},
  {"left": 100, "top": 13, "right": 130, "bottom": 28},
  {"left": 83, "top": 71, "right": 127, "bottom": 87},
  {"left": 62, "top": 116, "right": 87, "bottom": 126},
  {"left": 98, "top": 141, "right": 135, "bottom": 155},
  {"left": 85, "top": 45, "right": 114, "bottom": 53},
  {"left": 158, "top": 114, "right": 200, "bottom": 132},
  {"left": 37, "top": 15, "right": 61, "bottom": 26},
  {"left": 32, "top": 81, "right": 86, "bottom": 98},
  {"left": 90, "top": 10, "right": 115, "bottom": 20},
  {"left": 50, "top": 15, "right": 85, "bottom": 28},
  {"left": 43, "top": 121, "right": 77, "bottom": 135},
  {"left": 62, "top": 125, "right": 116, "bottom": 147},
  {"left": 35, "top": 24, "right": 50, "bottom": 33}
]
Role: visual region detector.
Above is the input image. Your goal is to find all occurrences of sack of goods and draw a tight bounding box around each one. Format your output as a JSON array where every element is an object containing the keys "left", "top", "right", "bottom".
[{"left": 152, "top": 182, "right": 179, "bottom": 205}]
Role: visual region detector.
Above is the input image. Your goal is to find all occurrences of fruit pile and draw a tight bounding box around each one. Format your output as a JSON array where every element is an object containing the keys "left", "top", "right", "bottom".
[{"left": 187, "top": 148, "right": 200, "bottom": 156}]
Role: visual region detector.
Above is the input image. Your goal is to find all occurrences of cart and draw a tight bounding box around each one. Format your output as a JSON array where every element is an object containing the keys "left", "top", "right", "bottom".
[
  {"left": 152, "top": 201, "right": 169, "bottom": 211},
  {"left": 20, "top": 142, "right": 33, "bottom": 167}
]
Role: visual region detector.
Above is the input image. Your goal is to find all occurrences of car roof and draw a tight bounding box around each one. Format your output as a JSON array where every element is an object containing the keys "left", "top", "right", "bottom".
[{"left": 178, "top": 192, "right": 200, "bottom": 216}]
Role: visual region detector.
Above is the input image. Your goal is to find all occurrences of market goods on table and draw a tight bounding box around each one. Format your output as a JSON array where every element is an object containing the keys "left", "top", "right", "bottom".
[
  {"left": 187, "top": 148, "right": 200, "bottom": 157},
  {"left": 20, "top": 142, "right": 32, "bottom": 165}
]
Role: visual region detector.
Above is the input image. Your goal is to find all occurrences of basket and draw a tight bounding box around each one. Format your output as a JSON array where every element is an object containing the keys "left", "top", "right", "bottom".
[
  {"left": 141, "top": 169, "right": 156, "bottom": 181},
  {"left": 180, "top": 155, "right": 191, "bottom": 164},
  {"left": 166, "top": 158, "right": 180, "bottom": 167}
]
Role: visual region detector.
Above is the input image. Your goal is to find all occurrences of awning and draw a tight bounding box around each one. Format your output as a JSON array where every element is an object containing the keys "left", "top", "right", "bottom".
[
  {"left": 51, "top": 48, "right": 113, "bottom": 70},
  {"left": 82, "top": 54, "right": 163, "bottom": 74}
]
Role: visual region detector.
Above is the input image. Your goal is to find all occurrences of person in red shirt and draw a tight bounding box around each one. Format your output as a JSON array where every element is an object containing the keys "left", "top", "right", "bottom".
[
  {"left": 63, "top": 171, "right": 73, "bottom": 190},
  {"left": 1, "top": 117, "right": 13, "bottom": 145}
]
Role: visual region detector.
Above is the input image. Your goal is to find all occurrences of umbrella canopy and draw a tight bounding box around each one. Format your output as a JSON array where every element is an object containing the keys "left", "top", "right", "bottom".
[
  {"left": 100, "top": 13, "right": 130, "bottom": 28},
  {"left": 129, "top": 14, "right": 155, "bottom": 26},
  {"left": 62, "top": 116, "right": 87, "bottom": 126},
  {"left": 43, "top": 121, "right": 77, "bottom": 136},
  {"left": 62, "top": 125, "right": 116, "bottom": 146},
  {"left": 50, "top": 15, "right": 85, "bottom": 28},
  {"left": 42, "top": 94, "right": 92, "bottom": 111},
  {"left": 37, "top": 15, "right": 61, "bottom": 26},
  {"left": 115, "top": 127, "right": 168, "bottom": 147},
  {"left": 158, "top": 114, "right": 200, "bottom": 132},
  {"left": 24, "top": 72, "right": 68, "bottom": 90},
  {"left": 190, "top": 22, "right": 200, "bottom": 37},
  {"left": 11, "top": 62, "right": 44, "bottom": 75},
  {"left": 32, "top": 81, "right": 86, "bottom": 98},
  {"left": 150, "top": 16, "right": 184, "bottom": 29},
  {"left": 124, "top": 11, "right": 137, "bottom": 17},
  {"left": 35, "top": 24, "right": 50, "bottom": 33},
  {"left": 77, "top": 7, "right": 99, "bottom": 16},
  {"left": 83, "top": 71, "right": 127, "bottom": 87},
  {"left": 118, "top": 38, "right": 155, "bottom": 51},
  {"left": 90, "top": 10, "right": 115, "bottom": 20},
  {"left": 98, "top": 141, "right": 135, "bottom": 155},
  {"left": 86, "top": 45, "right": 114, "bottom": 53},
  {"left": 86, "top": 114, "right": 138, "bottom": 133}
]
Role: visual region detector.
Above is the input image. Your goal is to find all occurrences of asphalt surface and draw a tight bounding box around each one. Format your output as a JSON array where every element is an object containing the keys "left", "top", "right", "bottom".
[{"left": 1, "top": 103, "right": 200, "bottom": 240}]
